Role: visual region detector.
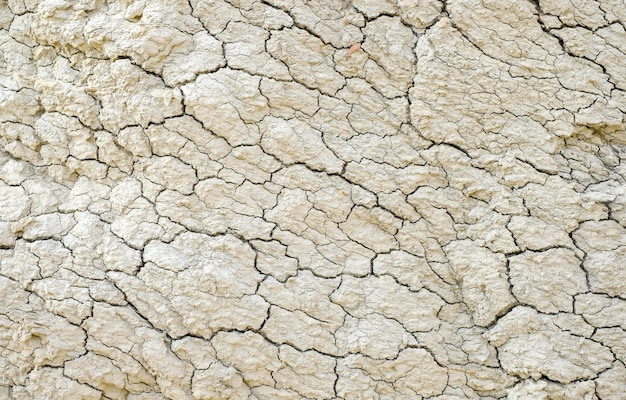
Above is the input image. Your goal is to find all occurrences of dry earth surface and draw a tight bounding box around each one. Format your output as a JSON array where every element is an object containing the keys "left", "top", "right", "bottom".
[{"left": 1, "top": 0, "right": 626, "bottom": 398}]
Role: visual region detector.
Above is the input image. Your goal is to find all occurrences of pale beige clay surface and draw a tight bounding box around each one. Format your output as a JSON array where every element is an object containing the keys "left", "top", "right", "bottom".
[{"left": 1, "top": 0, "right": 625, "bottom": 399}]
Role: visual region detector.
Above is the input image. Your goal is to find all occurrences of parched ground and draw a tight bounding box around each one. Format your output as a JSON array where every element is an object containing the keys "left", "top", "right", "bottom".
[{"left": 1, "top": 0, "right": 625, "bottom": 398}]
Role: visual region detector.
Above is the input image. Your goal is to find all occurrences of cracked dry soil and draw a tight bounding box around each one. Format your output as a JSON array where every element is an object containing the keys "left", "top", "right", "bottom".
[{"left": 1, "top": 0, "right": 625, "bottom": 399}]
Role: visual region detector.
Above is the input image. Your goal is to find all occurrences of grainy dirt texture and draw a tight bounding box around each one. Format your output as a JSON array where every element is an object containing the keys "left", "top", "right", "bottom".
[{"left": 1, "top": 0, "right": 625, "bottom": 399}]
